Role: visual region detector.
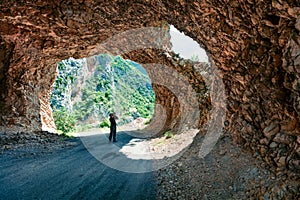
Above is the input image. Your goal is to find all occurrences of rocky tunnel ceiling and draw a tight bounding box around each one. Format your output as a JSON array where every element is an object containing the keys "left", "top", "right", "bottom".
[{"left": 0, "top": 0, "right": 299, "bottom": 176}]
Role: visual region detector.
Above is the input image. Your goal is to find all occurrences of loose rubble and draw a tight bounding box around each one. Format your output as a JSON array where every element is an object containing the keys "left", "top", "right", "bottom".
[
  {"left": 0, "top": 131, "right": 78, "bottom": 158},
  {"left": 155, "top": 132, "right": 300, "bottom": 199}
]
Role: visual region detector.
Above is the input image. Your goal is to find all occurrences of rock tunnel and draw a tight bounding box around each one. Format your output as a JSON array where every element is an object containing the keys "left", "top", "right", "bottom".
[{"left": 0, "top": 0, "right": 299, "bottom": 185}]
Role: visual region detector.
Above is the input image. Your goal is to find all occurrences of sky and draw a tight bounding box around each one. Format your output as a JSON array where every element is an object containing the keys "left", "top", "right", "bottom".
[{"left": 169, "top": 25, "right": 209, "bottom": 63}]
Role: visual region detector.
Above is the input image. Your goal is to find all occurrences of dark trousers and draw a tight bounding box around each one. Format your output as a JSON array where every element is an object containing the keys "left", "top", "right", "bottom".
[{"left": 109, "top": 125, "right": 116, "bottom": 142}]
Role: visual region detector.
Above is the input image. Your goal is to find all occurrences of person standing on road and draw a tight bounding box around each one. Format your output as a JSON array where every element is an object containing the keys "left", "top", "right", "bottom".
[{"left": 109, "top": 113, "right": 118, "bottom": 142}]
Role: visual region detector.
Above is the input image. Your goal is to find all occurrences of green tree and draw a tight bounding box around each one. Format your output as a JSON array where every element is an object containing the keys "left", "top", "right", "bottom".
[{"left": 53, "top": 107, "right": 76, "bottom": 134}]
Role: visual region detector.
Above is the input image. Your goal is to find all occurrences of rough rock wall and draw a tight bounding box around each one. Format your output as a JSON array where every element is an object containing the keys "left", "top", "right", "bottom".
[
  {"left": 163, "top": 0, "right": 300, "bottom": 176},
  {"left": 0, "top": 0, "right": 167, "bottom": 133},
  {"left": 0, "top": 0, "right": 299, "bottom": 176},
  {"left": 125, "top": 49, "right": 210, "bottom": 134}
]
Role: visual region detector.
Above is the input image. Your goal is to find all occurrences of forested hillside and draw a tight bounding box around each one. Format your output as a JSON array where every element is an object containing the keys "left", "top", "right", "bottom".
[{"left": 50, "top": 54, "right": 155, "bottom": 133}]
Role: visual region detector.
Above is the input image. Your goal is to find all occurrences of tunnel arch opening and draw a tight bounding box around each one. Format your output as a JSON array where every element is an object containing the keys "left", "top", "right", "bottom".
[
  {"left": 169, "top": 25, "right": 209, "bottom": 63},
  {"left": 50, "top": 54, "right": 156, "bottom": 134}
]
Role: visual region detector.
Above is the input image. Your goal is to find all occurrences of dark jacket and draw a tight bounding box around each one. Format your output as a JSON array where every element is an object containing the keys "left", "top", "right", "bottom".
[{"left": 109, "top": 117, "right": 116, "bottom": 127}]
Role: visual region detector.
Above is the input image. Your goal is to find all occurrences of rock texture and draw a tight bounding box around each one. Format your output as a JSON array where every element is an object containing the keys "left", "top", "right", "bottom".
[
  {"left": 125, "top": 49, "right": 210, "bottom": 134},
  {"left": 0, "top": 0, "right": 299, "bottom": 196}
]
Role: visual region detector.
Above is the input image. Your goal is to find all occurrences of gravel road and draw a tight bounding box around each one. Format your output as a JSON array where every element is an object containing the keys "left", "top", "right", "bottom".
[{"left": 0, "top": 131, "right": 156, "bottom": 200}]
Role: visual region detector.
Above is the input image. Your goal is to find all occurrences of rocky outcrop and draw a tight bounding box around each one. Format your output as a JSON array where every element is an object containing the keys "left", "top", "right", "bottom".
[
  {"left": 0, "top": 0, "right": 299, "bottom": 195},
  {"left": 125, "top": 49, "right": 210, "bottom": 134}
]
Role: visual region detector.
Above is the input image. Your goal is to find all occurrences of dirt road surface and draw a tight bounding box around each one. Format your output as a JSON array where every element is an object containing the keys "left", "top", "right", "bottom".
[{"left": 0, "top": 130, "right": 157, "bottom": 200}]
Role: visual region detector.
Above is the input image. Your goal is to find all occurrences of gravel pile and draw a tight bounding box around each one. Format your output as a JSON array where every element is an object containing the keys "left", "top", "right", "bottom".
[
  {"left": 155, "top": 133, "right": 300, "bottom": 199},
  {"left": 0, "top": 131, "right": 78, "bottom": 158}
]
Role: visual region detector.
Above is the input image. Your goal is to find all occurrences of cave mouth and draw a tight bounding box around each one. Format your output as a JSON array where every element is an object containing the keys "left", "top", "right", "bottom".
[
  {"left": 50, "top": 54, "right": 155, "bottom": 135},
  {"left": 49, "top": 24, "right": 212, "bottom": 137},
  {"left": 48, "top": 24, "right": 214, "bottom": 169},
  {"left": 169, "top": 25, "right": 209, "bottom": 63}
]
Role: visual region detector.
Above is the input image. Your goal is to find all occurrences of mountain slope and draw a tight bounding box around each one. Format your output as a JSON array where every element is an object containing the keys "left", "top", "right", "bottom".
[{"left": 50, "top": 54, "right": 155, "bottom": 132}]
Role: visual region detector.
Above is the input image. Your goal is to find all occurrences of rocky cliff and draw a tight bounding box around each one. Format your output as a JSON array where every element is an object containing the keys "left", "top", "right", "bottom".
[{"left": 50, "top": 54, "right": 155, "bottom": 128}]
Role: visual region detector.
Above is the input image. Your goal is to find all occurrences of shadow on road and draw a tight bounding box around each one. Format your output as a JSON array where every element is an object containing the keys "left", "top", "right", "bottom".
[
  {"left": 0, "top": 131, "right": 157, "bottom": 200},
  {"left": 79, "top": 129, "right": 160, "bottom": 173},
  {"left": 77, "top": 128, "right": 195, "bottom": 174}
]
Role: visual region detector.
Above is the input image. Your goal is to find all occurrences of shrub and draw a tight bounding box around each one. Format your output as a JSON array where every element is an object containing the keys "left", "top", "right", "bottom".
[
  {"left": 53, "top": 108, "right": 76, "bottom": 134},
  {"left": 144, "top": 118, "right": 151, "bottom": 125},
  {"left": 99, "top": 119, "right": 110, "bottom": 128},
  {"left": 164, "top": 131, "right": 174, "bottom": 139}
]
